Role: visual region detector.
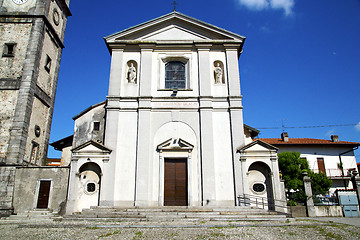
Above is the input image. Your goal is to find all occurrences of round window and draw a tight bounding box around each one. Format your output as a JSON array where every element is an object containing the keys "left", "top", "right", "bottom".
[
  {"left": 253, "top": 183, "right": 265, "bottom": 193},
  {"left": 87, "top": 183, "right": 96, "bottom": 193}
]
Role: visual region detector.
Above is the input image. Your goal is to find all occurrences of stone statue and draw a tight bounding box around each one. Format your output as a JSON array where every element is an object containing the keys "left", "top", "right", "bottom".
[
  {"left": 127, "top": 63, "right": 136, "bottom": 83},
  {"left": 214, "top": 63, "right": 223, "bottom": 84}
]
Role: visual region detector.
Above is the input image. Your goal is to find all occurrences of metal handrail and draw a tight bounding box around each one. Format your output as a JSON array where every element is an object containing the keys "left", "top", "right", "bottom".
[{"left": 238, "top": 193, "right": 292, "bottom": 217}]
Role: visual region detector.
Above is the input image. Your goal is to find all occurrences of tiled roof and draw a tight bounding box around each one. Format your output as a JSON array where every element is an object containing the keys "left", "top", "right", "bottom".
[{"left": 258, "top": 138, "right": 360, "bottom": 146}]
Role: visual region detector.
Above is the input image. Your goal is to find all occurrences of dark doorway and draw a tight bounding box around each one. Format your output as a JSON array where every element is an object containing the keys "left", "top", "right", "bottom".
[
  {"left": 36, "top": 180, "right": 51, "bottom": 209},
  {"left": 164, "top": 158, "right": 188, "bottom": 206}
]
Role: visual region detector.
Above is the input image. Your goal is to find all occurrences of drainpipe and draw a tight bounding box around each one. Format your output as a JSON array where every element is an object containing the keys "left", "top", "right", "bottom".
[{"left": 339, "top": 146, "right": 359, "bottom": 190}]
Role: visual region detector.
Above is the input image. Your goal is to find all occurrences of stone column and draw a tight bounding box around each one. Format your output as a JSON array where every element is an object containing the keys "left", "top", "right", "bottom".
[{"left": 303, "top": 172, "right": 316, "bottom": 217}]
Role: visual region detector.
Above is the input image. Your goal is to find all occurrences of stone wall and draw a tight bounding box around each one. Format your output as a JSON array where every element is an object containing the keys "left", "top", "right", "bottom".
[
  {"left": 0, "top": 167, "right": 16, "bottom": 216},
  {"left": 314, "top": 206, "right": 343, "bottom": 217},
  {"left": 0, "top": 23, "right": 32, "bottom": 79},
  {"left": 0, "top": 91, "right": 17, "bottom": 161},
  {"left": 13, "top": 167, "right": 69, "bottom": 214},
  {"left": 0, "top": 23, "right": 32, "bottom": 162}
]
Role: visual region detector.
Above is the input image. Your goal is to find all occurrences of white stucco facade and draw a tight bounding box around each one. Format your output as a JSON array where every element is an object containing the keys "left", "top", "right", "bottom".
[{"left": 65, "top": 12, "right": 285, "bottom": 214}]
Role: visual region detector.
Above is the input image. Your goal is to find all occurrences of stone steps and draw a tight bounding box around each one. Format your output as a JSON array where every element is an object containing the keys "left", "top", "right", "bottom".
[
  {"left": 7, "top": 209, "right": 59, "bottom": 220},
  {"left": 63, "top": 206, "right": 287, "bottom": 222}
]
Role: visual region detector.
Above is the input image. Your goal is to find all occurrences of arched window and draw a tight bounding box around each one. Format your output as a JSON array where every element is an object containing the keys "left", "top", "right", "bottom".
[{"left": 165, "top": 61, "right": 186, "bottom": 89}]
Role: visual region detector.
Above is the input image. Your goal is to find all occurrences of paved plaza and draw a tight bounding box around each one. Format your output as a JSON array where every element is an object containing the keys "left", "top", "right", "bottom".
[{"left": 0, "top": 217, "right": 359, "bottom": 239}]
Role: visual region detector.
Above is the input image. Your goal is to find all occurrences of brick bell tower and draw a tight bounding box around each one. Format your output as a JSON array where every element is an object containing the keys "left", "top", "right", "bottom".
[{"left": 0, "top": 0, "right": 71, "bottom": 215}]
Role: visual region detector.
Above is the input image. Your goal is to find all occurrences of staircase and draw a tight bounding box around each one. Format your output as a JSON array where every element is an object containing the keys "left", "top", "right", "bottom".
[
  {"left": 6, "top": 209, "right": 60, "bottom": 221},
  {"left": 63, "top": 206, "right": 287, "bottom": 222}
]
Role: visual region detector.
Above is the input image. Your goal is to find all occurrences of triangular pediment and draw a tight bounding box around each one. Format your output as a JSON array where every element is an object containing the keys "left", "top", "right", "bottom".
[
  {"left": 72, "top": 140, "right": 112, "bottom": 154},
  {"left": 141, "top": 25, "right": 207, "bottom": 41},
  {"left": 157, "top": 138, "right": 194, "bottom": 151},
  {"left": 237, "top": 140, "right": 278, "bottom": 152},
  {"left": 105, "top": 12, "right": 245, "bottom": 42}
]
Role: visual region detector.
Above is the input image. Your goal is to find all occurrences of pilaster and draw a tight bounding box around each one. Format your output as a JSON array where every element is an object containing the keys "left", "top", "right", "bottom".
[
  {"left": 108, "top": 47, "right": 125, "bottom": 96},
  {"left": 225, "top": 44, "right": 241, "bottom": 97},
  {"left": 196, "top": 44, "right": 212, "bottom": 96},
  {"left": 139, "top": 44, "right": 154, "bottom": 97},
  {"left": 199, "top": 104, "right": 216, "bottom": 206}
]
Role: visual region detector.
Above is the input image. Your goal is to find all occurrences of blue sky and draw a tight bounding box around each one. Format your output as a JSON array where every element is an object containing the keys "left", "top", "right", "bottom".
[{"left": 48, "top": 0, "right": 360, "bottom": 159}]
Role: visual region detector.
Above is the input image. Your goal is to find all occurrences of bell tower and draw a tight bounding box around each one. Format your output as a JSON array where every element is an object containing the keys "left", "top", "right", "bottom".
[
  {"left": 0, "top": 0, "right": 71, "bottom": 165},
  {"left": 0, "top": 0, "right": 71, "bottom": 216}
]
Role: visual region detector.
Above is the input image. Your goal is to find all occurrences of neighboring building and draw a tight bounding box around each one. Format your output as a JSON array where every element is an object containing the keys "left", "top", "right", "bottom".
[
  {"left": 49, "top": 135, "right": 73, "bottom": 166},
  {"left": 0, "top": 0, "right": 71, "bottom": 216},
  {"left": 62, "top": 12, "right": 285, "bottom": 214},
  {"left": 46, "top": 157, "right": 61, "bottom": 166},
  {"left": 260, "top": 133, "right": 360, "bottom": 195}
]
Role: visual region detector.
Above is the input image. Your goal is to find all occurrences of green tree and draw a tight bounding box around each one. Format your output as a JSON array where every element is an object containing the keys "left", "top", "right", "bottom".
[{"left": 278, "top": 151, "right": 332, "bottom": 204}]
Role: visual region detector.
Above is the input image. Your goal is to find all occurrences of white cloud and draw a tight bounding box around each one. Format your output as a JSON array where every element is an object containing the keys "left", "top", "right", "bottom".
[
  {"left": 237, "top": 0, "right": 269, "bottom": 10},
  {"left": 325, "top": 129, "right": 335, "bottom": 137},
  {"left": 355, "top": 122, "right": 360, "bottom": 131},
  {"left": 237, "top": 0, "right": 295, "bottom": 16},
  {"left": 270, "top": 0, "right": 294, "bottom": 16}
]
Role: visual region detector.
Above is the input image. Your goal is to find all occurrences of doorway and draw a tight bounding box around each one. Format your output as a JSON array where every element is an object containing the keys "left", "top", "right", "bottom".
[
  {"left": 36, "top": 180, "right": 51, "bottom": 209},
  {"left": 164, "top": 158, "right": 188, "bottom": 206}
]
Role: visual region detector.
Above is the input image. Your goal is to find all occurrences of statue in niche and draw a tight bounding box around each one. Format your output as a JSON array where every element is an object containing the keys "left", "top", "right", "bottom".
[
  {"left": 214, "top": 62, "right": 223, "bottom": 84},
  {"left": 127, "top": 63, "right": 136, "bottom": 83}
]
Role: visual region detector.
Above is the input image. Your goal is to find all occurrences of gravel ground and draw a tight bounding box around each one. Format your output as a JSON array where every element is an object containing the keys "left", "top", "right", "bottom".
[{"left": 0, "top": 219, "right": 359, "bottom": 239}]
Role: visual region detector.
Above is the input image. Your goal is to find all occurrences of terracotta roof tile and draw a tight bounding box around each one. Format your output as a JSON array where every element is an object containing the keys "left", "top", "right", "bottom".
[{"left": 258, "top": 138, "right": 360, "bottom": 146}]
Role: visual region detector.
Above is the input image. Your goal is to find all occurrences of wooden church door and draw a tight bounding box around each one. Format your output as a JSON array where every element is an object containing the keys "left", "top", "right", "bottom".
[{"left": 164, "top": 158, "right": 188, "bottom": 206}]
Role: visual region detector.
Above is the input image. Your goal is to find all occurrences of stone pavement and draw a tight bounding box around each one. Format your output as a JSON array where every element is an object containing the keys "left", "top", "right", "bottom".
[
  {"left": 0, "top": 217, "right": 359, "bottom": 239},
  {"left": 305, "top": 217, "right": 360, "bottom": 227}
]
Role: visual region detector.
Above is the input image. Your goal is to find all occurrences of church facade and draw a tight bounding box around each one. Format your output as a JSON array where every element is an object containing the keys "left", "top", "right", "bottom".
[{"left": 66, "top": 12, "right": 286, "bottom": 214}]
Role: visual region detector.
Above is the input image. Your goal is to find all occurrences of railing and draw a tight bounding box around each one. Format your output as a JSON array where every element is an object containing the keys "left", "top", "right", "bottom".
[
  {"left": 313, "top": 195, "right": 339, "bottom": 206},
  {"left": 313, "top": 168, "right": 355, "bottom": 178},
  {"left": 237, "top": 194, "right": 292, "bottom": 217}
]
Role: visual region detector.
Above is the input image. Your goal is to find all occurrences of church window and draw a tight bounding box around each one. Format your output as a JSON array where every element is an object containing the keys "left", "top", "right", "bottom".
[
  {"left": 44, "top": 55, "right": 52, "bottom": 73},
  {"left": 253, "top": 183, "right": 265, "bottom": 193},
  {"left": 93, "top": 122, "right": 100, "bottom": 131},
  {"left": 2, "top": 43, "right": 16, "bottom": 57},
  {"left": 165, "top": 61, "right": 186, "bottom": 89},
  {"left": 87, "top": 183, "right": 96, "bottom": 192}
]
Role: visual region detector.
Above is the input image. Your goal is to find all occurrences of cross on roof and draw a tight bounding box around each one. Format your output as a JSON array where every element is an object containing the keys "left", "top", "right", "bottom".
[{"left": 171, "top": 0, "right": 178, "bottom": 12}]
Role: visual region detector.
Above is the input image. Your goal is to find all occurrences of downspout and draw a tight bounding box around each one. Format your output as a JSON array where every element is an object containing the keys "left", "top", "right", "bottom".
[{"left": 339, "top": 146, "right": 359, "bottom": 190}]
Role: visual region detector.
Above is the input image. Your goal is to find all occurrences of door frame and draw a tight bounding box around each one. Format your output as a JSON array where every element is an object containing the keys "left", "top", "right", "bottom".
[
  {"left": 33, "top": 179, "right": 53, "bottom": 209},
  {"left": 159, "top": 153, "right": 192, "bottom": 206},
  {"left": 163, "top": 158, "right": 188, "bottom": 206}
]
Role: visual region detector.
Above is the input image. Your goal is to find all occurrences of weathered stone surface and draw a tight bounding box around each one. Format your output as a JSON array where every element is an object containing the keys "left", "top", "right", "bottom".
[
  {"left": 13, "top": 167, "right": 69, "bottom": 214},
  {"left": 0, "top": 91, "right": 18, "bottom": 161},
  {"left": 0, "top": 23, "right": 31, "bottom": 79},
  {"left": 0, "top": 167, "right": 16, "bottom": 214}
]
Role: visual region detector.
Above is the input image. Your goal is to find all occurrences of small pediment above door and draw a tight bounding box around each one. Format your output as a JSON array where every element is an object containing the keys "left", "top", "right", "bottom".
[
  {"left": 157, "top": 138, "right": 194, "bottom": 151},
  {"left": 72, "top": 140, "right": 112, "bottom": 155}
]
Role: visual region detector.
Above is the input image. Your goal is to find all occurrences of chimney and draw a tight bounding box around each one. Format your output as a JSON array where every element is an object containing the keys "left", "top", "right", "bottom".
[
  {"left": 331, "top": 135, "right": 339, "bottom": 142},
  {"left": 281, "top": 132, "right": 289, "bottom": 142}
]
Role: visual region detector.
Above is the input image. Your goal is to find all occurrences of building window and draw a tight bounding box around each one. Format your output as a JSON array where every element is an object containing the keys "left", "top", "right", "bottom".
[
  {"left": 165, "top": 61, "right": 186, "bottom": 89},
  {"left": 30, "top": 142, "right": 39, "bottom": 164},
  {"left": 317, "top": 158, "right": 326, "bottom": 174},
  {"left": 253, "top": 183, "right": 265, "bottom": 193},
  {"left": 87, "top": 183, "right": 96, "bottom": 192},
  {"left": 93, "top": 122, "right": 100, "bottom": 131},
  {"left": 44, "top": 55, "right": 52, "bottom": 73},
  {"left": 2, "top": 43, "right": 16, "bottom": 57}
]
